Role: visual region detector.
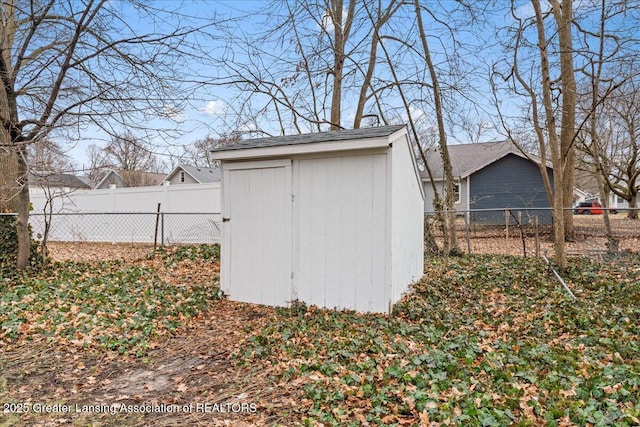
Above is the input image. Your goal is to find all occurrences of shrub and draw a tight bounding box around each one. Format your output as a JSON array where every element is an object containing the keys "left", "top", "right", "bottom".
[{"left": 0, "top": 214, "right": 42, "bottom": 274}]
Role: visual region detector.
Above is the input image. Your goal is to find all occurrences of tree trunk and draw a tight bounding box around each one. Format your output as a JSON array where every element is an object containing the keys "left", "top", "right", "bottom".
[
  {"left": 15, "top": 145, "right": 30, "bottom": 270},
  {"left": 0, "top": 149, "right": 19, "bottom": 212},
  {"left": 552, "top": 0, "right": 576, "bottom": 242},
  {"left": 329, "top": 0, "right": 354, "bottom": 130},
  {"left": 552, "top": 180, "right": 566, "bottom": 266},
  {"left": 599, "top": 181, "right": 618, "bottom": 253},
  {"left": 629, "top": 191, "right": 638, "bottom": 219},
  {"left": 414, "top": 0, "right": 458, "bottom": 254}
]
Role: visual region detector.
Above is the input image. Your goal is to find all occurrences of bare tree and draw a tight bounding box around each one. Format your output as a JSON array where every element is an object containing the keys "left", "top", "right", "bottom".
[
  {"left": 211, "top": 0, "right": 483, "bottom": 254},
  {"left": 88, "top": 133, "right": 162, "bottom": 187},
  {"left": 24, "top": 138, "right": 79, "bottom": 262},
  {"left": 180, "top": 134, "right": 241, "bottom": 169},
  {"left": 1, "top": 0, "right": 210, "bottom": 268},
  {"left": 413, "top": 0, "right": 458, "bottom": 254},
  {"left": 28, "top": 138, "right": 75, "bottom": 175},
  {"left": 494, "top": 0, "right": 578, "bottom": 267},
  {"left": 584, "top": 77, "right": 640, "bottom": 220},
  {"left": 494, "top": 0, "right": 640, "bottom": 263}
]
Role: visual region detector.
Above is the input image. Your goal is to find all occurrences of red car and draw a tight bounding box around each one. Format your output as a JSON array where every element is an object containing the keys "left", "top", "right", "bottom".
[{"left": 574, "top": 201, "right": 603, "bottom": 215}]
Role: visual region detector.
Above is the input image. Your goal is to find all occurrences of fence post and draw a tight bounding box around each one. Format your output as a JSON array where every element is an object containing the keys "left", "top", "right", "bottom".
[
  {"left": 505, "top": 209, "right": 510, "bottom": 245},
  {"left": 161, "top": 212, "right": 165, "bottom": 247},
  {"left": 534, "top": 215, "right": 540, "bottom": 257},
  {"left": 464, "top": 211, "right": 471, "bottom": 255},
  {"left": 154, "top": 203, "right": 161, "bottom": 251}
]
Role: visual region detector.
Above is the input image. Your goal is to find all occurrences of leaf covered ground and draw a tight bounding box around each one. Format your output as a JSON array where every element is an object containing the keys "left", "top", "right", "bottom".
[{"left": 1, "top": 246, "right": 639, "bottom": 426}]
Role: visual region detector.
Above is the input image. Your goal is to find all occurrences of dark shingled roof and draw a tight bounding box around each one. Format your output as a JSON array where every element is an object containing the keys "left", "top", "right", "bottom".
[
  {"left": 29, "top": 172, "right": 91, "bottom": 189},
  {"left": 212, "top": 125, "right": 406, "bottom": 152},
  {"left": 422, "top": 140, "right": 524, "bottom": 180}
]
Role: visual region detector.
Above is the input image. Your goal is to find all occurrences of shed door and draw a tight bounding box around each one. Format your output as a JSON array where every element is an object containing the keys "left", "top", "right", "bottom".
[
  {"left": 222, "top": 160, "right": 292, "bottom": 307},
  {"left": 293, "top": 153, "right": 388, "bottom": 312}
]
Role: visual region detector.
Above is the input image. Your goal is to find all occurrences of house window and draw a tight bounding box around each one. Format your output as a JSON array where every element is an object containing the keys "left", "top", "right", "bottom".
[
  {"left": 180, "top": 171, "right": 185, "bottom": 183},
  {"left": 453, "top": 182, "right": 461, "bottom": 203}
]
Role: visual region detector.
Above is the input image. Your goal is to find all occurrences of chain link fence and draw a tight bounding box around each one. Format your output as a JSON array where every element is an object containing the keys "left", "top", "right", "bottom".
[
  {"left": 2, "top": 208, "right": 638, "bottom": 261},
  {"left": 426, "top": 208, "right": 640, "bottom": 258},
  {"left": 19, "top": 212, "right": 222, "bottom": 246}
]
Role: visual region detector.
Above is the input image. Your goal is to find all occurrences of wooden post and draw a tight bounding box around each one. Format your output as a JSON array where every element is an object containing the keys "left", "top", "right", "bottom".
[
  {"left": 154, "top": 203, "right": 161, "bottom": 251},
  {"left": 464, "top": 211, "right": 471, "bottom": 255},
  {"left": 534, "top": 216, "right": 540, "bottom": 257},
  {"left": 518, "top": 211, "right": 526, "bottom": 257},
  {"left": 505, "top": 209, "right": 510, "bottom": 245}
]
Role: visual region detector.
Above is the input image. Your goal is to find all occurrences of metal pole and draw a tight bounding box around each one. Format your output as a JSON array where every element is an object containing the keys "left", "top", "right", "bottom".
[
  {"left": 154, "top": 203, "right": 161, "bottom": 251},
  {"left": 543, "top": 253, "right": 577, "bottom": 300}
]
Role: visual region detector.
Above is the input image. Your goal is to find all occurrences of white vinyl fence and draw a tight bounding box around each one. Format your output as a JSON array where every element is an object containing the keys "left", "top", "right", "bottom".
[
  {"left": 29, "top": 182, "right": 220, "bottom": 213},
  {"left": 27, "top": 183, "right": 222, "bottom": 244}
]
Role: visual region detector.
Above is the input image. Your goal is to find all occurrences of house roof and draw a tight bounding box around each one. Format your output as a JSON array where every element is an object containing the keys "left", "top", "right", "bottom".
[
  {"left": 213, "top": 125, "right": 407, "bottom": 152},
  {"left": 94, "top": 170, "right": 124, "bottom": 189},
  {"left": 165, "top": 164, "right": 221, "bottom": 183},
  {"left": 29, "top": 172, "right": 91, "bottom": 189},
  {"left": 95, "top": 169, "right": 166, "bottom": 188},
  {"left": 422, "top": 140, "right": 538, "bottom": 180}
]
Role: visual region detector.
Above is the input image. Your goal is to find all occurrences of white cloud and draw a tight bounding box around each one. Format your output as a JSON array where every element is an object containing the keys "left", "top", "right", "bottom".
[
  {"left": 322, "top": 10, "right": 335, "bottom": 33},
  {"left": 320, "top": 6, "right": 351, "bottom": 34},
  {"left": 201, "top": 100, "right": 227, "bottom": 116},
  {"left": 401, "top": 106, "right": 427, "bottom": 122}
]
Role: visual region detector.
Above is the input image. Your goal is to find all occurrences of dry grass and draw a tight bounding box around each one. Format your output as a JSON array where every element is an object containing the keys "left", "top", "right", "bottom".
[{"left": 430, "top": 213, "right": 640, "bottom": 258}]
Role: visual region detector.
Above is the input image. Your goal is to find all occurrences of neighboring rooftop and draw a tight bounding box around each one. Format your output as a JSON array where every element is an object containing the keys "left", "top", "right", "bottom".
[
  {"left": 166, "top": 164, "right": 221, "bottom": 183},
  {"left": 422, "top": 140, "right": 531, "bottom": 180},
  {"left": 212, "top": 125, "right": 407, "bottom": 152},
  {"left": 29, "top": 172, "right": 91, "bottom": 189}
]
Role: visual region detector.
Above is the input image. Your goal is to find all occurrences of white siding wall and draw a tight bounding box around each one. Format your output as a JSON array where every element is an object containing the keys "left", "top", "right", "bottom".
[
  {"left": 423, "top": 179, "right": 468, "bottom": 212},
  {"left": 168, "top": 171, "right": 199, "bottom": 185},
  {"left": 293, "top": 153, "right": 388, "bottom": 313},
  {"left": 390, "top": 134, "right": 425, "bottom": 305}
]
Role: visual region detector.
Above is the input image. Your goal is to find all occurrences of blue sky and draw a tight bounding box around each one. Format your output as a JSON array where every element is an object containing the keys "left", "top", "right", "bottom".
[
  {"left": 68, "top": 1, "right": 505, "bottom": 170},
  {"left": 66, "top": 0, "right": 640, "bottom": 172}
]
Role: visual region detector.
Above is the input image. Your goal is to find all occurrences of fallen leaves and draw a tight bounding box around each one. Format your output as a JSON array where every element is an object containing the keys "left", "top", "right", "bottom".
[
  {"left": 233, "top": 254, "right": 640, "bottom": 426},
  {"left": 1, "top": 249, "right": 639, "bottom": 426},
  {"left": 0, "top": 245, "right": 222, "bottom": 356}
]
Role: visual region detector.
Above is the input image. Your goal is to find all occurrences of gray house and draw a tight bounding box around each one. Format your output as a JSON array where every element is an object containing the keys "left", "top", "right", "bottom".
[
  {"left": 163, "top": 164, "right": 221, "bottom": 185},
  {"left": 423, "top": 140, "right": 554, "bottom": 223}
]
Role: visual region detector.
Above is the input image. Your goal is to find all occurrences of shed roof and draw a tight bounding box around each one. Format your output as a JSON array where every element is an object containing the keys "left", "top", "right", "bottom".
[
  {"left": 423, "top": 140, "right": 541, "bottom": 180},
  {"left": 213, "top": 125, "right": 406, "bottom": 153}
]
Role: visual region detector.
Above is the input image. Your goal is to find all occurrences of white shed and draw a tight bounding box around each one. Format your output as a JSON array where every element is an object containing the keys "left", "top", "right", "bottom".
[{"left": 212, "top": 125, "right": 424, "bottom": 313}]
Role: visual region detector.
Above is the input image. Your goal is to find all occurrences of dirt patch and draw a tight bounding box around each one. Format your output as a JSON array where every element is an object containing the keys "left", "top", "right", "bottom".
[
  {"left": 1, "top": 244, "right": 295, "bottom": 425},
  {"left": 0, "top": 301, "right": 296, "bottom": 426}
]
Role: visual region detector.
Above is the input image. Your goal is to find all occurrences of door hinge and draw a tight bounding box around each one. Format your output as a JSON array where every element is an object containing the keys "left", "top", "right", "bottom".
[
  {"left": 222, "top": 217, "right": 230, "bottom": 222},
  {"left": 291, "top": 194, "right": 295, "bottom": 202}
]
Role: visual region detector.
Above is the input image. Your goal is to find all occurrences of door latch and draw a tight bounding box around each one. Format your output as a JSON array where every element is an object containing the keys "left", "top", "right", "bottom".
[{"left": 222, "top": 217, "right": 230, "bottom": 222}]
